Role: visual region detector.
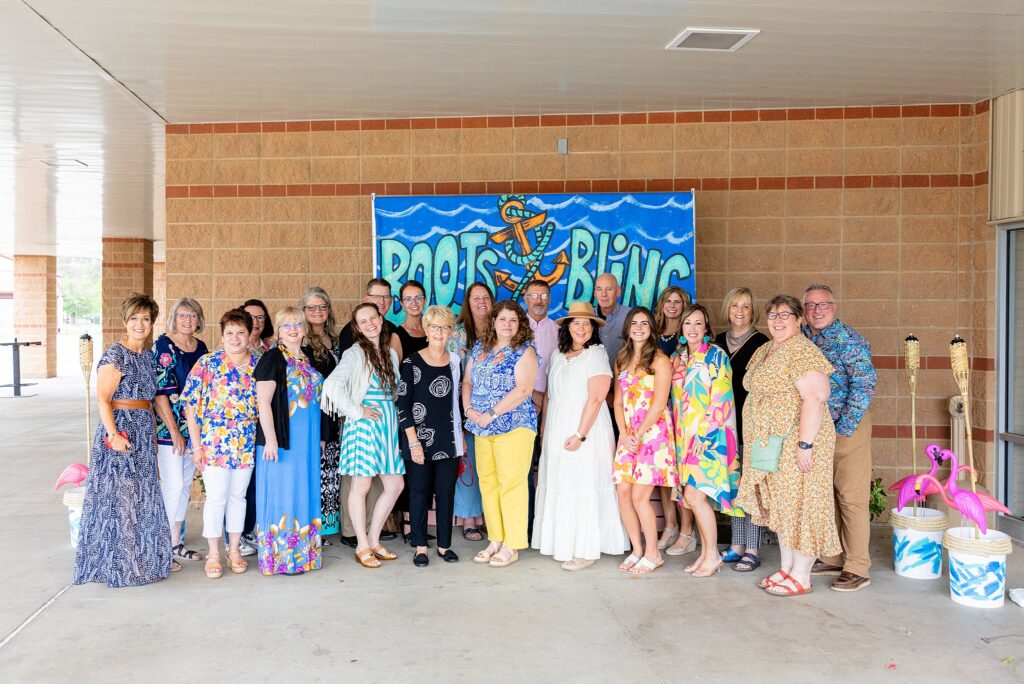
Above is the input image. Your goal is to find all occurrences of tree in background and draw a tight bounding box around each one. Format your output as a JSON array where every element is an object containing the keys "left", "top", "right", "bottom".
[{"left": 59, "top": 257, "right": 101, "bottom": 325}]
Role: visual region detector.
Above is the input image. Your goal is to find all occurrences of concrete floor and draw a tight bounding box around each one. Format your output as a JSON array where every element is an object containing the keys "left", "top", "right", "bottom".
[{"left": 2, "top": 377, "right": 1024, "bottom": 683}]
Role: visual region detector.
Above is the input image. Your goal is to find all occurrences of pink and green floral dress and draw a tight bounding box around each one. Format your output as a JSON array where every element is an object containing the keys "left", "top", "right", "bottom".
[
  {"left": 671, "top": 341, "right": 742, "bottom": 516},
  {"left": 613, "top": 367, "right": 679, "bottom": 487}
]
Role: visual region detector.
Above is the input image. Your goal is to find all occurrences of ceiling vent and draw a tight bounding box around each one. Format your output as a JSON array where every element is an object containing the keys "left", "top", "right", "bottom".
[{"left": 665, "top": 27, "right": 760, "bottom": 52}]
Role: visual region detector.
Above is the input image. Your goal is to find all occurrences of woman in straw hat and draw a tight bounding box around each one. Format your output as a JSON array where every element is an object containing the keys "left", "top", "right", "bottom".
[{"left": 531, "top": 302, "right": 628, "bottom": 570}]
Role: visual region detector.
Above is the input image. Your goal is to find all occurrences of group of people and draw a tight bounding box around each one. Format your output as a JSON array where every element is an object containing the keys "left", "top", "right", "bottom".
[{"left": 73, "top": 271, "right": 877, "bottom": 597}]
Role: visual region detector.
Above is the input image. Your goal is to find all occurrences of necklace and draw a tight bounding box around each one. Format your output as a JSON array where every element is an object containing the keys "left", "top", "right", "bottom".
[{"left": 725, "top": 327, "right": 756, "bottom": 354}]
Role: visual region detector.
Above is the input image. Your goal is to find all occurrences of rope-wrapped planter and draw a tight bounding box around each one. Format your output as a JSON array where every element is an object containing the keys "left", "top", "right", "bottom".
[
  {"left": 891, "top": 507, "right": 947, "bottom": 579},
  {"left": 943, "top": 526, "right": 1013, "bottom": 608}
]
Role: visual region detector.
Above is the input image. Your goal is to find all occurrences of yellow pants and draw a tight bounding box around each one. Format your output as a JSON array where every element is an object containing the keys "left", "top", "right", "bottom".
[{"left": 475, "top": 427, "right": 536, "bottom": 550}]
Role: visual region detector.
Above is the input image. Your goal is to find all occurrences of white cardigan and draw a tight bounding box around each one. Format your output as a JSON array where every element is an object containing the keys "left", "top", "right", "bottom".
[{"left": 321, "top": 345, "right": 401, "bottom": 422}]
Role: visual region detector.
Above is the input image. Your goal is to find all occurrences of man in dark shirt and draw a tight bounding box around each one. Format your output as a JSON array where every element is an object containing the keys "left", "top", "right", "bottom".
[{"left": 338, "top": 277, "right": 402, "bottom": 547}]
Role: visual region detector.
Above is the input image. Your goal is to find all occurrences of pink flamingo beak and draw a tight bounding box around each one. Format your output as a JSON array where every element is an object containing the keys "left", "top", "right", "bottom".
[{"left": 55, "top": 463, "right": 89, "bottom": 490}]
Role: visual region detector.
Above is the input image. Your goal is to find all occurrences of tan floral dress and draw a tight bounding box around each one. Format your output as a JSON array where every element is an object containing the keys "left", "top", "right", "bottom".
[{"left": 734, "top": 335, "right": 841, "bottom": 558}]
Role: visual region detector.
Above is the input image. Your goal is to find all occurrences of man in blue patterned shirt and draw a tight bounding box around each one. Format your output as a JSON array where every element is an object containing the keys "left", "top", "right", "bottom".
[{"left": 803, "top": 284, "right": 877, "bottom": 593}]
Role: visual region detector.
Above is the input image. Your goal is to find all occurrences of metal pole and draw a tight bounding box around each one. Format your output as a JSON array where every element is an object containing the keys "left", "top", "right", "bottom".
[{"left": 12, "top": 338, "right": 21, "bottom": 397}]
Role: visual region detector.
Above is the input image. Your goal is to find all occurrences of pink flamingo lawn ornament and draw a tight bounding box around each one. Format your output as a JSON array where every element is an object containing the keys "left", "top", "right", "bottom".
[
  {"left": 55, "top": 463, "right": 88, "bottom": 490},
  {"left": 914, "top": 449, "right": 1012, "bottom": 534},
  {"left": 889, "top": 444, "right": 944, "bottom": 511}
]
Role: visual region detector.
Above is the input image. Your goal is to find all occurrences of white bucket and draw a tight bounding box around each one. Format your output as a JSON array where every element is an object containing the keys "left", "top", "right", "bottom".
[
  {"left": 945, "top": 527, "right": 1012, "bottom": 609},
  {"left": 62, "top": 486, "right": 86, "bottom": 548},
  {"left": 891, "top": 507, "right": 946, "bottom": 579}
]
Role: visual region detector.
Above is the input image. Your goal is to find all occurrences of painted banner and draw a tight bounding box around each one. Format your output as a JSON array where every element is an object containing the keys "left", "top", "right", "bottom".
[{"left": 373, "top": 192, "right": 695, "bottom": 322}]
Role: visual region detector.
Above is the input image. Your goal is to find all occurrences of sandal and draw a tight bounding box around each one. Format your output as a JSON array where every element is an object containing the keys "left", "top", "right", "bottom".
[
  {"left": 489, "top": 548, "right": 519, "bottom": 568},
  {"left": 764, "top": 571, "right": 813, "bottom": 597},
  {"left": 734, "top": 552, "right": 761, "bottom": 573},
  {"left": 204, "top": 556, "right": 223, "bottom": 579},
  {"left": 618, "top": 554, "right": 640, "bottom": 572},
  {"left": 665, "top": 531, "right": 698, "bottom": 556},
  {"left": 720, "top": 548, "right": 744, "bottom": 563},
  {"left": 170, "top": 560, "right": 182, "bottom": 573},
  {"left": 463, "top": 527, "right": 484, "bottom": 542},
  {"left": 561, "top": 558, "right": 595, "bottom": 572},
  {"left": 657, "top": 526, "right": 679, "bottom": 550},
  {"left": 758, "top": 570, "right": 786, "bottom": 589},
  {"left": 371, "top": 544, "right": 397, "bottom": 561},
  {"left": 628, "top": 556, "right": 663, "bottom": 576},
  {"left": 355, "top": 548, "right": 382, "bottom": 569},
  {"left": 692, "top": 560, "right": 723, "bottom": 578},
  {"left": 474, "top": 544, "right": 500, "bottom": 564},
  {"left": 173, "top": 543, "right": 203, "bottom": 561},
  {"left": 227, "top": 550, "right": 248, "bottom": 574}
]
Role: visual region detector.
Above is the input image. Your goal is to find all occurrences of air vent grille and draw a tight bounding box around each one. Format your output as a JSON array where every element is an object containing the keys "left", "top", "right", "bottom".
[{"left": 665, "top": 27, "right": 759, "bottom": 52}]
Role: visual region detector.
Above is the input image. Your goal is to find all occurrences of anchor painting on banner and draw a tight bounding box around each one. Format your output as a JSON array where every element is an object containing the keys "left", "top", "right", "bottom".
[{"left": 373, "top": 192, "right": 696, "bottom": 322}]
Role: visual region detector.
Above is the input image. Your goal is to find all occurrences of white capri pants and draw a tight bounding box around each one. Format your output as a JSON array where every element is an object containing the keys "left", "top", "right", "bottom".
[
  {"left": 202, "top": 466, "right": 254, "bottom": 538},
  {"left": 158, "top": 444, "right": 195, "bottom": 525}
]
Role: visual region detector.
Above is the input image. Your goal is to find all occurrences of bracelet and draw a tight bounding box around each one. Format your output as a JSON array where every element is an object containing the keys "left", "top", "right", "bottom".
[{"left": 410, "top": 441, "right": 422, "bottom": 450}]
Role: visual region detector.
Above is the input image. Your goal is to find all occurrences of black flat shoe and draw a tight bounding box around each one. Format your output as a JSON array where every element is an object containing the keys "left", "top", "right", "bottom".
[
  {"left": 413, "top": 552, "right": 429, "bottom": 567},
  {"left": 380, "top": 531, "right": 398, "bottom": 541},
  {"left": 339, "top": 535, "right": 358, "bottom": 549},
  {"left": 437, "top": 549, "right": 459, "bottom": 563}
]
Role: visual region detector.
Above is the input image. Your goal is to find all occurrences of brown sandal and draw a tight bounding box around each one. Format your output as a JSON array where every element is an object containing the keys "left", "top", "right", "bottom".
[
  {"left": 371, "top": 544, "right": 397, "bottom": 561},
  {"left": 355, "top": 548, "right": 382, "bottom": 569},
  {"left": 205, "top": 556, "right": 223, "bottom": 579},
  {"left": 227, "top": 550, "right": 248, "bottom": 574}
]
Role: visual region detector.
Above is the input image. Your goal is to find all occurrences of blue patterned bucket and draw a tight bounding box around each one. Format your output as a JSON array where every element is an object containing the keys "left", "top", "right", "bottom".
[
  {"left": 891, "top": 507, "right": 946, "bottom": 579},
  {"left": 944, "top": 527, "right": 1012, "bottom": 609}
]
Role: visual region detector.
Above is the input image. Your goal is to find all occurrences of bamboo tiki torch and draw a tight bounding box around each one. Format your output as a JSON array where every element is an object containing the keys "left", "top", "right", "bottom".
[
  {"left": 950, "top": 335, "right": 979, "bottom": 536},
  {"left": 904, "top": 335, "right": 920, "bottom": 511},
  {"left": 79, "top": 334, "right": 94, "bottom": 465}
]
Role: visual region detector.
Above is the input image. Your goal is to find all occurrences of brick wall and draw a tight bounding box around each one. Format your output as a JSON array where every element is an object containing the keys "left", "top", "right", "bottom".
[
  {"left": 164, "top": 103, "right": 995, "bottom": 493},
  {"left": 12, "top": 254, "right": 57, "bottom": 378},
  {"left": 101, "top": 238, "right": 154, "bottom": 347}
]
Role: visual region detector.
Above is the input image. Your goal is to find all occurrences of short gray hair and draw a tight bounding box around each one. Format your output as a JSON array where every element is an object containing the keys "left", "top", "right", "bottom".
[
  {"left": 167, "top": 297, "right": 205, "bottom": 334},
  {"left": 803, "top": 284, "right": 834, "bottom": 300}
]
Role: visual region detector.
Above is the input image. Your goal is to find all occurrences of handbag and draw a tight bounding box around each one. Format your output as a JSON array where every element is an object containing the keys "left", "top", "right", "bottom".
[
  {"left": 458, "top": 453, "right": 475, "bottom": 486},
  {"left": 749, "top": 426, "right": 794, "bottom": 473}
]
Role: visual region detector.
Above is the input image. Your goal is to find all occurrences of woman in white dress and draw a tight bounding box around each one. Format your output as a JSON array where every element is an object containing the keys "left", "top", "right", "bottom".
[{"left": 532, "top": 302, "right": 628, "bottom": 570}]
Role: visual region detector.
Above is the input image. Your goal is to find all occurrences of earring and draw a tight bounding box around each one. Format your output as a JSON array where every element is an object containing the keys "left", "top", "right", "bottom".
[{"left": 703, "top": 335, "right": 711, "bottom": 343}]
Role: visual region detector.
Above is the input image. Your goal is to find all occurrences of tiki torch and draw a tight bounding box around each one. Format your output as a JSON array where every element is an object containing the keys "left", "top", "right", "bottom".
[
  {"left": 79, "top": 334, "right": 94, "bottom": 465},
  {"left": 904, "top": 335, "right": 920, "bottom": 510},
  {"left": 950, "top": 335, "right": 979, "bottom": 535}
]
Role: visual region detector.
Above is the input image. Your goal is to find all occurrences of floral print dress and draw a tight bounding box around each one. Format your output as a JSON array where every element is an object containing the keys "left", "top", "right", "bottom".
[
  {"left": 671, "top": 341, "right": 742, "bottom": 516},
  {"left": 613, "top": 367, "right": 678, "bottom": 487}
]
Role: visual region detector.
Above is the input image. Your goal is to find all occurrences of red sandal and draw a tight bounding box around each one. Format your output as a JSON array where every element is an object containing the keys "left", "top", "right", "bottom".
[{"left": 763, "top": 570, "right": 813, "bottom": 597}]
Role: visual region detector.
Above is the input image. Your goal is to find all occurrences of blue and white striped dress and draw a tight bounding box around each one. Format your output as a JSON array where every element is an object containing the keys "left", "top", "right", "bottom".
[{"left": 338, "top": 372, "right": 404, "bottom": 477}]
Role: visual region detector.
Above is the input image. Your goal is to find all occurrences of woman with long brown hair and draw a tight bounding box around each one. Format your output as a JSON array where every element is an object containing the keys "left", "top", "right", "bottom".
[
  {"left": 463, "top": 300, "right": 538, "bottom": 568},
  {"left": 322, "top": 303, "right": 404, "bottom": 569},
  {"left": 612, "top": 306, "right": 677, "bottom": 576},
  {"left": 448, "top": 281, "right": 493, "bottom": 541}
]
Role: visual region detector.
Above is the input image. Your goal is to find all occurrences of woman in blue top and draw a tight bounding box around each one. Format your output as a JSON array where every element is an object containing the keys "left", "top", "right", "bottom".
[
  {"left": 152, "top": 297, "right": 209, "bottom": 562},
  {"left": 463, "top": 301, "right": 539, "bottom": 568}
]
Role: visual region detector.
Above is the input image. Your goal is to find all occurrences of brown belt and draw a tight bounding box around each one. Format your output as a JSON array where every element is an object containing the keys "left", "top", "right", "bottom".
[{"left": 111, "top": 399, "right": 154, "bottom": 411}]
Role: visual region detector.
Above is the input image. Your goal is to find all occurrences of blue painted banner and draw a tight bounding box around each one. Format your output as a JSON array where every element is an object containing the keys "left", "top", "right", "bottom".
[{"left": 373, "top": 192, "right": 695, "bottom": 321}]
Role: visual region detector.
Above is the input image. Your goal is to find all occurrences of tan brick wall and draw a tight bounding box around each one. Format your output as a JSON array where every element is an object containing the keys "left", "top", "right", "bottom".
[
  {"left": 165, "top": 103, "right": 995, "bottom": 495},
  {"left": 12, "top": 254, "right": 57, "bottom": 378},
  {"left": 101, "top": 238, "right": 154, "bottom": 347},
  {"left": 152, "top": 260, "right": 166, "bottom": 338}
]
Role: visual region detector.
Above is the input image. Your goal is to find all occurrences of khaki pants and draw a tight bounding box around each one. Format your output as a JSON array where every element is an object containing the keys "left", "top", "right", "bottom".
[
  {"left": 822, "top": 409, "right": 872, "bottom": 577},
  {"left": 341, "top": 475, "right": 383, "bottom": 537}
]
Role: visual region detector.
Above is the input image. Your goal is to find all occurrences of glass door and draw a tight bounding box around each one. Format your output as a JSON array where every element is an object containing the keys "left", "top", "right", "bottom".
[{"left": 999, "top": 225, "right": 1024, "bottom": 540}]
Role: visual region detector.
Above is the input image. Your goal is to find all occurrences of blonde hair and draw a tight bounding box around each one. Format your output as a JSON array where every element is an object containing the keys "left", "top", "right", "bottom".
[
  {"left": 167, "top": 297, "right": 205, "bottom": 334},
  {"left": 274, "top": 306, "right": 304, "bottom": 332},
  {"left": 722, "top": 287, "right": 760, "bottom": 326},
  {"left": 422, "top": 305, "right": 456, "bottom": 329}
]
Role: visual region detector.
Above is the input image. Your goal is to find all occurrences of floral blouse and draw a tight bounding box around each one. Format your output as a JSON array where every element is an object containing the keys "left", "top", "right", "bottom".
[
  {"left": 181, "top": 350, "right": 258, "bottom": 469},
  {"left": 153, "top": 334, "right": 208, "bottom": 445},
  {"left": 465, "top": 341, "right": 537, "bottom": 438}
]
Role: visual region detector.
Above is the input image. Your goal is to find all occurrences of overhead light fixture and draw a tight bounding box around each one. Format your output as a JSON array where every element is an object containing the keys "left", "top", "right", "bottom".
[
  {"left": 37, "top": 159, "right": 89, "bottom": 168},
  {"left": 665, "top": 27, "right": 760, "bottom": 52}
]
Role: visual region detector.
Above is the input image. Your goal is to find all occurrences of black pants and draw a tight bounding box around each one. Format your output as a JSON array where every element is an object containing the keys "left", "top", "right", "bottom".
[
  {"left": 406, "top": 457, "right": 458, "bottom": 548},
  {"left": 526, "top": 430, "right": 541, "bottom": 540},
  {"left": 242, "top": 459, "right": 257, "bottom": 535}
]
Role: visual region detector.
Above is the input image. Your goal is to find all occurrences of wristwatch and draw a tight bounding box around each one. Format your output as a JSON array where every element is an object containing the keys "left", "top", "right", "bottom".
[
  {"left": 487, "top": 409, "right": 498, "bottom": 419},
  {"left": 574, "top": 432, "right": 587, "bottom": 442},
  {"left": 797, "top": 441, "right": 813, "bottom": 450}
]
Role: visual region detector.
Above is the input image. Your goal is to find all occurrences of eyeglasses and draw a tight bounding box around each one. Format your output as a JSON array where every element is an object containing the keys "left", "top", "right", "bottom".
[
  {"left": 428, "top": 324, "right": 453, "bottom": 333},
  {"left": 280, "top": 321, "right": 305, "bottom": 330},
  {"left": 367, "top": 293, "right": 393, "bottom": 301},
  {"left": 176, "top": 312, "right": 198, "bottom": 319},
  {"left": 766, "top": 312, "right": 796, "bottom": 320},
  {"left": 525, "top": 293, "right": 549, "bottom": 301},
  {"left": 249, "top": 314, "right": 265, "bottom": 322},
  {"left": 804, "top": 302, "right": 834, "bottom": 312},
  {"left": 402, "top": 295, "right": 426, "bottom": 304},
  {"left": 304, "top": 304, "right": 329, "bottom": 312}
]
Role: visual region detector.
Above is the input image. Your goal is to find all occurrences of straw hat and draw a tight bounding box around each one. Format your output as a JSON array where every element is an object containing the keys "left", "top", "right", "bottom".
[{"left": 555, "top": 301, "right": 605, "bottom": 327}]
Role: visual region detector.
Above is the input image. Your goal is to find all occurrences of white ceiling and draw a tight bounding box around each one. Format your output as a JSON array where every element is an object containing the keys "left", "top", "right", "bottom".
[{"left": 2, "top": 0, "right": 1024, "bottom": 257}]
